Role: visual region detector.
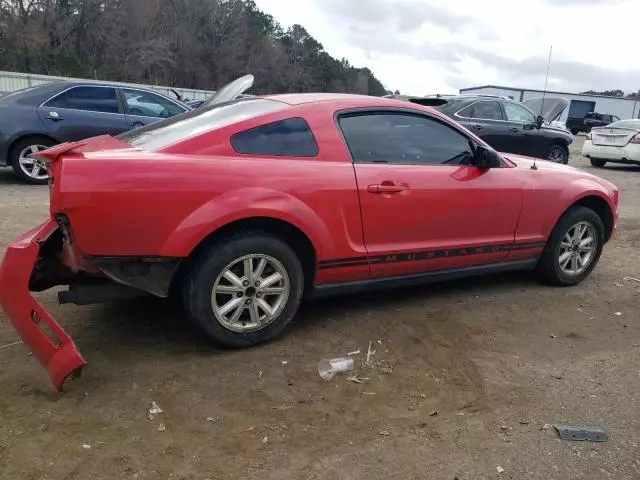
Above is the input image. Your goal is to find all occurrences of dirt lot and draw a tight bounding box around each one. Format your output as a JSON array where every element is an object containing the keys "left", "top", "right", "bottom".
[{"left": 1, "top": 136, "right": 640, "bottom": 480}]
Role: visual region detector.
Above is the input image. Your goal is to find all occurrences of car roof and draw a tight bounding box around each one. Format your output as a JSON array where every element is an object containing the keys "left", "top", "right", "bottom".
[{"left": 263, "top": 92, "right": 430, "bottom": 109}]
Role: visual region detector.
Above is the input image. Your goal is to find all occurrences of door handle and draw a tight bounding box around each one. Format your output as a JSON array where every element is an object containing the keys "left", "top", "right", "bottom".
[
  {"left": 46, "top": 111, "right": 63, "bottom": 121},
  {"left": 367, "top": 184, "right": 406, "bottom": 194},
  {"left": 471, "top": 124, "right": 483, "bottom": 131},
  {"left": 509, "top": 127, "right": 520, "bottom": 133},
  {"left": 129, "top": 121, "right": 144, "bottom": 127}
]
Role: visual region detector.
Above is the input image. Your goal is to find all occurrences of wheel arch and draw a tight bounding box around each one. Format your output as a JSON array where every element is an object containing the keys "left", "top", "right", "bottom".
[
  {"left": 560, "top": 194, "right": 614, "bottom": 242},
  {"left": 172, "top": 216, "right": 319, "bottom": 295},
  {"left": 6, "top": 133, "right": 58, "bottom": 165}
]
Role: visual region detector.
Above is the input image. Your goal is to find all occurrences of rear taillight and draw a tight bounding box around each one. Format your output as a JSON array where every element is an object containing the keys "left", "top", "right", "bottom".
[
  {"left": 630, "top": 134, "right": 640, "bottom": 144},
  {"left": 586, "top": 132, "right": 592, "bottom": 140}
]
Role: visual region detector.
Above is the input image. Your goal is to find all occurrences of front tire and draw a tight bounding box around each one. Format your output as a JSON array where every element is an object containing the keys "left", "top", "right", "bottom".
[
  {"left": 547, "top": 144, "right": 569, "bottom": 164},
  {"left": 536, "top": 206, "right": 604, "bottom": 286},
  {"left": 9, "top": 136, "right": 57, "bottom": 184},
  {"left": 182, "top": 231, "right": 304, "bottom": 348},
  {"left": 590, "top": 158, "right": 607, "bottom": 168}
]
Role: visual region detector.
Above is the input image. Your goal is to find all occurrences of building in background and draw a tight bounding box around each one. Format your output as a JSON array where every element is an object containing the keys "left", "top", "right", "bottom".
[{"left": 459, "top": 85, "right": 640, "bottom": 122}]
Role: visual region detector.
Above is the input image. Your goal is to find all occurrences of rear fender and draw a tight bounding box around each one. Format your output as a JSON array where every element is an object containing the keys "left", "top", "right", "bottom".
[{"left": 158, "top": 187, "right": 333, "bottom": 259}]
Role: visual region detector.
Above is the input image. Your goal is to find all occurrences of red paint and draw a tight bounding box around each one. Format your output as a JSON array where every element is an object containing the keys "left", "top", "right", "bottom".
[{"left": 0, "top": 94, "right": 619, "bottom": 389}]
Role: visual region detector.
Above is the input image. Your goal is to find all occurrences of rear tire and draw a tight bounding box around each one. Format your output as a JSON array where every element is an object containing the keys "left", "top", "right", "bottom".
[
  {"left": 536, "top": 206, "right": 604, "bottom": 286},
  {"left": 590, "top": 158, "right": 607, "bottom": 168},
  {"left": 9, "top": 136, "right": 57, "bottom": 185},
  {"left": 182, "top": 231, "right": 304, "bottom": 348},
  {"left": 547, "top": 144, "right": 569, "bottom": 164}
]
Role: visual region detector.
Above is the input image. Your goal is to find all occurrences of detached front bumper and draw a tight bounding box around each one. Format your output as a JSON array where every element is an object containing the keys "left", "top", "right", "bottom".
[{"left": 0, "top": 219, "right": 86, "bottom": 390}]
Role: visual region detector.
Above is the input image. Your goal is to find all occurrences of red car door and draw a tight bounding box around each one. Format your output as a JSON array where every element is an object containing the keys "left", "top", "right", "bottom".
[{"left": 338, "top": 110, "right": 524, "bottom": 278}]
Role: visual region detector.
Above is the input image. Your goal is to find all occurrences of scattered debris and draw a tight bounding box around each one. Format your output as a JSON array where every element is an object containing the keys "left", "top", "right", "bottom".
[
  {"left": 206, "top": 417, "right": 216, "bottom": 423},
  {"left": 576, "top": 308, "right": 584, "bottom": 312},
  {"left": 518, "top": 421, "right": 530, "bottom": 425},
  {"left": 157, "top": 423, "right": 166, "bottom": 432},
  {"left": 429, "top": 410, "right": 439, "bottom": 417},
  {"left": 541, "top": 423, "right": 552, "bottom": 431},
  {"left": 614, "top": 312, "right": 623, "bottom": 316},
  {"left": 262, "top": 436, "right": 268, "bottom": 444},
  {"left": 362, "top": 392, "right": 376, "bottom": 396},
  {"left": 379, "top": 366, "right": 393, "bottom": 375},
  {"left": 366, "top": 341, "right": 376, "bottom": 364},
  {"left": 82, "top": 444, "right": 91, "bottom": 450},
  {"left": 347, "top": 376, "right": 369, "bottom": 384},
  {"left": 0, "top": 340, "right": 23, "bottom": 350},
  {"left": 496, "top": 466, "right": 504, "bottom": 474},
  {"left": 624, "top": 276, "right": 640, "bottom": 283},
  {"left": 377, "top": 340, "right": 382, "bottom": 345},
  {"left": 500, "top": 425, "right": 509, "bottom": 430},
  {"left": 550, "top": 334, "right": 558, "bottom": 339},
  {"left": 258, "top": 370, "right": 263, "bottom": 379},
  {"left": 554, "top": 425, "right": 608, "bottom": 442},
  {"left": 242, "top": 426, "right": 255, "bottom": 432},
  {"left": 550, "top": 374, "right": 563, "bottom": 380},
  {"left": 456, "top": 412, "right": 466, "bottom": 416},
  {"left": 149, "top": 401, "right": 163, "bottom": 415},
  {"left": 420, "top": 394, "right": 427, "bottom": 399},
  {"left": 281, "top": 361, "right": 288, "bottom": 366},
  {"left": 614, "top": 282, "right": 624, "bottom": 287},
  {"left": 379, "top": 430, "right": 390, "bottom": 436},
  {"left": 318, "top": 357, "right": 355, "bottom": 381},
  {"left": 347, "top": 350, "right": 361, "bottom": 356}
]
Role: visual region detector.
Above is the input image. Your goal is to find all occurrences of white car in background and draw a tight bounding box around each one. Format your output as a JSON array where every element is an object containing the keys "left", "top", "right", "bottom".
[{"left": 582, "top": 119, "right": 640, "bottom": 168}]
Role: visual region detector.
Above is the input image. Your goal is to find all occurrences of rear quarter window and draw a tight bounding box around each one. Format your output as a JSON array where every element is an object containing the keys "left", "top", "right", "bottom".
[{"left": 230, "top": 117, "right": 318, "bottom": 157}]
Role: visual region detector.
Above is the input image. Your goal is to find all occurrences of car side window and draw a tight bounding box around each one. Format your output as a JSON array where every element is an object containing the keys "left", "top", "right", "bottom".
[
  {"left": 44, "top": 86, "right": 120, "bottom": 114},
  {"left": 458, "top": 101, "right": 504, "bottom": 121},
  {"left": 503, "top": 103, "right": 536, "bottom": 124},
  {"left": 230, "top": 117, "right": 318, "bottom": 157},
  {"left": 339, "top": 112, "right": 476, "bottom": 165},
  {"left": 123, "top": 89, "right": 185, "bottom": 118}
]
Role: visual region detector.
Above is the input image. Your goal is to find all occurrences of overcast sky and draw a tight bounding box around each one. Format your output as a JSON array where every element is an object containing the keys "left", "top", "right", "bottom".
[{"left": 254, "top": 0, "right": 640, "bottom": 95}]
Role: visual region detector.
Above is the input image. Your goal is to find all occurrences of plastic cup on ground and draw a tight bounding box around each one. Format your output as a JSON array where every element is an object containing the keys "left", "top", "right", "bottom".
[{"left": 318, "top": 357, "right": 355, "bottom": 381}]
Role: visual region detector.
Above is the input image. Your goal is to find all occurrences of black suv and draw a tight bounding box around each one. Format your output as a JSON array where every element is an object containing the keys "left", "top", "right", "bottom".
[
  {"left": 390, "top": 94, "right": 573, "bottom": 164},
  {"left": 566, "top": 112, "right": 621, "bottom": 135}
]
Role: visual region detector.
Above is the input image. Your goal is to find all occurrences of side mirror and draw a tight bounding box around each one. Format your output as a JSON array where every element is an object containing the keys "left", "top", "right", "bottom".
[
  {"left": 536, "top": 115, "right": 544, "bottom": 127},
  {"left": 475, "top": 145, "right": 502, "bottom": 169}
]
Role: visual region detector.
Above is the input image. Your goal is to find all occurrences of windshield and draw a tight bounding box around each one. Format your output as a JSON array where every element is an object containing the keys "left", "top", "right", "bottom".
[
  {"left": 608, "top": 120, "right": 640, "bottom": 130},
  {"left": 118, "top": 98, "right": 286, "bottom": 150}
]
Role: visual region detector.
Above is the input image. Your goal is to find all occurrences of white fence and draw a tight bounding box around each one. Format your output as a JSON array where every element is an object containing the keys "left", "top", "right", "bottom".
[{"left": 0, "top": 70, "right": 214, "bottom": 101}]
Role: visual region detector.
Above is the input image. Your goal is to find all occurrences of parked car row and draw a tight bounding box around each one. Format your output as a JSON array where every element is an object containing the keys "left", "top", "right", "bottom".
[{"left": 0, "top": 75, "right": 619, "bottom": 389}]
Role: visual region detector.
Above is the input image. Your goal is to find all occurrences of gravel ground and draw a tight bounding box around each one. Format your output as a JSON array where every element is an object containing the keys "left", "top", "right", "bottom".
[{"left": 1, "top": 136, "right": 640, "bottom": 480}]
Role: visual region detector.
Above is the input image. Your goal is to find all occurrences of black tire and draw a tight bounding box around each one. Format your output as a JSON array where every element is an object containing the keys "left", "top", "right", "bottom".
[
  {"left": 570, "top": 129, "right": 579, "bottom": 136},
  {"left": 590, "top": 158, "right": 607, "bottom": 168},
  {"left": 9, "top": 136, "right": 57, "bottom": 185},
  {"left": 547, "top": 144, "right": 569, "bottom": 164},
  {"left": 182, "top": 231, "right": 304, "bottom": 348},
  {"left": 536, "top": 206, "right": 605, "bottom": 286}
]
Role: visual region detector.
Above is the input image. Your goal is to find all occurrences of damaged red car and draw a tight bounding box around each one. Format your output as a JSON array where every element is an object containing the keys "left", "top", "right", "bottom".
[{"left": 0, "top": 76, "right": 619, "bottom": 389}]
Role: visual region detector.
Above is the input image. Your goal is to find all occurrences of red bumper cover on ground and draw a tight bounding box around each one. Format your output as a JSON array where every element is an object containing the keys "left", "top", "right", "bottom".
[{"left": 0, "top": 219, "right": 86, "bottom": 390}]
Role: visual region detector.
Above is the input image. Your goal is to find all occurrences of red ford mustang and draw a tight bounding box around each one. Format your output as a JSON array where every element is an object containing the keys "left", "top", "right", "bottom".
[{"left": 0, "top": 77, "right": 619, "bottom": 389}]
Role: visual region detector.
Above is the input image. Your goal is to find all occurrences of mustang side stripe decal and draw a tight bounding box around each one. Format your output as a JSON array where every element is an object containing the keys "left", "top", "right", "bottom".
[{"left": 319, "top": 242, "right": 546, "bottom": 270}]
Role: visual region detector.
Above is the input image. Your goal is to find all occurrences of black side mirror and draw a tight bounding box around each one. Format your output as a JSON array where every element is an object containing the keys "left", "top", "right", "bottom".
[
  {"left": 475, "top": 145, "right": 502, "bottom": 169},
  {"left": 536, "top": 115, "right": 544, "bottom": 127}
]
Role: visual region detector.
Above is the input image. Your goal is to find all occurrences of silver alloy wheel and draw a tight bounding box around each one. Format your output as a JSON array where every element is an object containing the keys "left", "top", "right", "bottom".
[
  {"left": 548, "top": 146, "right": 566, "bottom": 163},
  {"left": 211, "top": 254, "right": 290, "bottom": 333},
  {"left": 18, "top": 145, "right": 50, "bottom": 180},
  {"left": 557, "top": 221, "right": 598, "bottom": 276}
]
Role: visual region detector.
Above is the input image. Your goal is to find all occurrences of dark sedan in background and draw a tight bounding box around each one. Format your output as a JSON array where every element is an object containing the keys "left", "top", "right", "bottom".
[
  {"left": 388, "top": 93, "right": 573, "bottom": 164},
  {"left": 0, "top": 81, "right": 189, "bottom": 183}
]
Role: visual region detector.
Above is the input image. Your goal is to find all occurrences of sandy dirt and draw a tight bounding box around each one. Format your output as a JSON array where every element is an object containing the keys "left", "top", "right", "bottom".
[{"left": 1, "top": 137, "right": 640, "bottom": 480}]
